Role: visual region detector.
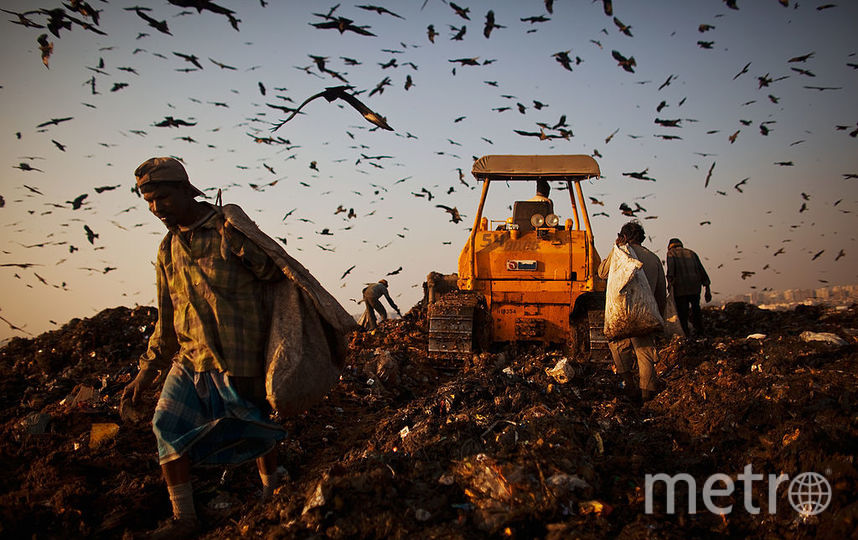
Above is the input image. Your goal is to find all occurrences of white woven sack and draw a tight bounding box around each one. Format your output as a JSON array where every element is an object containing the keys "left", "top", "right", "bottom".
[{"left": 603, "top": 244, "right": 664, "bottom": 340}]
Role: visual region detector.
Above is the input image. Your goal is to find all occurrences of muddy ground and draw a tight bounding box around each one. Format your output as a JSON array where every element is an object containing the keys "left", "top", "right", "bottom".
[{"left": 1, "top": 301, "right": 856, "bottom": 539}]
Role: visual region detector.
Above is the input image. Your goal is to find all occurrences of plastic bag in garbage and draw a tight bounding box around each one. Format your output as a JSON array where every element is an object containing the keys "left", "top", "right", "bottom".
[{"left": 799, "top": 331, "right": 847, "bottom": 347}]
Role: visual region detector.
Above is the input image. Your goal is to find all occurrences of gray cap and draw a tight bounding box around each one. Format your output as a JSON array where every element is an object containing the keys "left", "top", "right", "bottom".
[{"left": 134, "top": 157, "right": 204, "bottom": 197}]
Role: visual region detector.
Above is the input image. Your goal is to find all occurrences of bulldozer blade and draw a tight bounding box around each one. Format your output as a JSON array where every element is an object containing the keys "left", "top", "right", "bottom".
[{"left": 428, "top": 292, "right": 480, "bottom": 355}]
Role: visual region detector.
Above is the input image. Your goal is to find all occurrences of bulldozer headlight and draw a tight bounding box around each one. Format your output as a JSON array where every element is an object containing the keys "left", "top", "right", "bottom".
[
  {"left": 530, "top": 213, "right": 545, "bottom": 228},
  {"left": 545, "top": 213, "right": 560, "bottom": 227}
]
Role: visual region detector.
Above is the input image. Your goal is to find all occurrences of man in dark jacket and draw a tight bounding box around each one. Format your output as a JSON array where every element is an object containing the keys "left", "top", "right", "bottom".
[
  {"left": 666, "top": 238, "right": 711, "bottom": 337},
  {"left": 598, "top": 221, "right": 666, "bottom": 402},
  {"left": 360, "top": 279, "right": 401, "bottom": 330}
]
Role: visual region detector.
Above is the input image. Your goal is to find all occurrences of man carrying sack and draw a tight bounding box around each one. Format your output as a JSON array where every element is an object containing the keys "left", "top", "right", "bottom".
[
  {"left": 598, "top": 221, "right": 667, "bottom": 403},
  {"left": 121, "top": 157, "right": 357, "bottom": 538}
]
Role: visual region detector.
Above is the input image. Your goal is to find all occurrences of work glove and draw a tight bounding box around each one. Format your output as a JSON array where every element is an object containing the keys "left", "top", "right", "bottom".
[
  {"left": 704, "top": 287, "right": 712, "bottom": 303},
  {"left": 120, "top": 367, "right": 157, "bottom": 422}
]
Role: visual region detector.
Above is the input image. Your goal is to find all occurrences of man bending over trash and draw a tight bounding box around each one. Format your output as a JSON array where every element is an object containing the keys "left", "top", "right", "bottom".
[{"left": 121, "top": 157, "right": 356, "bottom": 538}]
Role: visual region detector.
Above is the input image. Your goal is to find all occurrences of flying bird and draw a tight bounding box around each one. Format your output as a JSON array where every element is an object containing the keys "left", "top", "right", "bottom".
[
  {"left": 83, "top": 224, "right": 98, "bottom": 244},
  {"left": 37, "top": 34, "right": 53, "bottom": 68},
  {"left": 341, "top": 264, "right": 356, "bottom": 279},
  {"left": 310, "top": 15, "right": 375, "bottom": 36},
  {"left": 704, "top": 162, "right": 715, "bottom": 188},
  {"left": 449, "top": 2, "right": 470, "bottom": 20},
  {"left": 36, "top": 116, "right": 73, "bottom": 128},
  {"left": 613, "top": 17, "right": 632, "bottom": 36},
  {"left": 733, "top": 62, "right": 751, "bottom": 80},
  {"left": 356, "top": 4, "right": 404, "bottom": 19},
  {"left": 622, "top": 169, "right": 656, "bottom": 181},
  {"left": 436, "top": 204, "right": 462, "bottom": 223},
  {"left": 483, "top": 10, "right": 504, "bottom": 38},
  {"left": 788, "top": 52, "right": 815, "bottom": 63},
  {"left": 167, "top": 0, "right": 240, "bottom": 29},
  {"left": 173, "top": 51, "right": 203, "bottom": 69},
  {"left": 449, "top": 24, "right": 466, "bottom": 41},
  {"left": 131, "top": 7, "right": 172, "bottom": 35},
  {"left": 552, "top": 50, "right": 575, "bottom": 72},
  {"left": 13, "top": 162, "right": 44, "bottom": 172},
  {"left": 209, "top": 57, "right": 237, "bottom": 70},
  {"left": 67, "top": 193, "right": 88, "bottom": 209},
  {"left": 611, "top": 50, "right": 636, "bottom": 73},
  {"left": 153, "top": 116, "right": 196, "bottom": 127},
  {"left": 270, "top": 85, "right": 392, "bottom": 132}
]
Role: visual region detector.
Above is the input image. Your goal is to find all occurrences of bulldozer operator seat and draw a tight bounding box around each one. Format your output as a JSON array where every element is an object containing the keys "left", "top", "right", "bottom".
[{"left": 512, "top": 200, "right": 554, "bottom": 231}]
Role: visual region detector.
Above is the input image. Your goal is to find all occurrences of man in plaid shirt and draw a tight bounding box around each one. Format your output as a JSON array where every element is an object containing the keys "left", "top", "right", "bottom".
[
  {"left": 666, "top": 238, "right": 712, "bottom": 337},
  {"left": 121, "top": 157, "right": 287, "bottom": 538}
]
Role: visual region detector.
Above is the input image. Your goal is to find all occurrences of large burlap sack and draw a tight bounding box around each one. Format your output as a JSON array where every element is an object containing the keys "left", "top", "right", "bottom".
[
  {"left": 265, "top": 279, "right": 346, "bottom": 416},
  {"left": 603, "top": 244, "right": 665, "bottom": 340},
  {"left": 221, "top": 204, "right": 358, "bottom": 417}
]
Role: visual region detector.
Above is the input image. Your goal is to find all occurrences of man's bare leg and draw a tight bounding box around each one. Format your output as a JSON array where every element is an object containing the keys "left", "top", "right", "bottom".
[{"left": 257, "top": 449, "right": 279, "bottom": 500}]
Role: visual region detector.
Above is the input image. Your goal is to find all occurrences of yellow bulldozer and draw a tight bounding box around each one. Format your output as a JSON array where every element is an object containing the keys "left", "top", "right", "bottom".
[{"left": 427, "top": 155, "right": 608, "bottom": 360}]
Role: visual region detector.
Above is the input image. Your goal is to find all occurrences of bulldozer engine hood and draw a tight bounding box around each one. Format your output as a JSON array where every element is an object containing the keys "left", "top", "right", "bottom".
[{"left": 471, "top": 155, "right": 601, "bottom": 181}]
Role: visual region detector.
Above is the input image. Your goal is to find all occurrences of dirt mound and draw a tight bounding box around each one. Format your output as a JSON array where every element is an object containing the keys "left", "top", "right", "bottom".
[{"left": 1, "top": 303, "right": 857, "bottom": 538}]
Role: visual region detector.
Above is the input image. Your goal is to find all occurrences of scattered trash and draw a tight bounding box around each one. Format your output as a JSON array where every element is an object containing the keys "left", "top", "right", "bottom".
[
  {"left": 302, "top": 475, "right": 330, "bottom": 515},
  {"left": 545, "top": 357, "right": 576, "bottom": 383},
  {"left": 799, "top": 331, "right": 848, "bottom": 347},
  {"left": 578, "top": 499, "right": 612, "bottom": 516},
  {"left": 438, "top": 473, "right": 455, "bottom": 486},
  {"left": 746, "top": 333, "right": 767, "bottom": 340},
  {"left": 63, "top": 384, "right": 99, "bottom": 407},
  {"left": 546, "top": 473, "right": 591, "bottom": 493},
  {"left": 89, "top": 422, "right": 119, "bottom": 449},
  {"left": 18, "top": 412, "right": 52, "bottom": 435}
]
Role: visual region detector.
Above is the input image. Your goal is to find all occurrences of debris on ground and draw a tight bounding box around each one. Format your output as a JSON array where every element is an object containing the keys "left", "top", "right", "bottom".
[{"left": 1, "top": 302, "right": 856, "bottom": 538}]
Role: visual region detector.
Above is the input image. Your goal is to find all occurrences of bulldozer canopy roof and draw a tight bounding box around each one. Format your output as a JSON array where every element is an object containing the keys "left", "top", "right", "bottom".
[{"left": 471, "top": 155, "right": 600, "bottom": 181}]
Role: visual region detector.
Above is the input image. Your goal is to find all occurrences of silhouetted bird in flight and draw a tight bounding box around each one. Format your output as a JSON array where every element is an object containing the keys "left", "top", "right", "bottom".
[
  {"left": 356, "top": 4, "right": 403, "bottom": 19},
  {"left": 483, "top": 10, "right": 504, "bottom": 38},
  {"left": 130, "top": 7, "right": 172, "bottom": 35},
  {"left": 611, "top": 50, "right": 636, "bottom": 73},
  {"left": 310, "top": 15, "right": 375, "bottom": 36},
  {"left": 436, "top": 204, "right": 462, "bottom": 223},
  {"left": 153, "top": 116, "right": 197, "bottom": 127},
  {"left": 271, "top": 86, "right": 392, "bottom": 132},
  {"left": 449, "top": 2, "right": 470, "bottom": 20},
  {"left": 166, "top": 0, "right": 239, "bottom": 30}
]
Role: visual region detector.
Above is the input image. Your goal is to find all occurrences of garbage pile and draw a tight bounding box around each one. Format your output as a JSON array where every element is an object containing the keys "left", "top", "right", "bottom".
[{"left": 1, "top": 301, "right": 856, "bottom": 538}]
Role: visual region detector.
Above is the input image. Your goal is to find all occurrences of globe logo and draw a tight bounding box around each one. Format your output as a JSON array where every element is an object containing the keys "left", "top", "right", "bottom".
[{"left": 788, "top": 472, "right": 832, "bottom": 516}]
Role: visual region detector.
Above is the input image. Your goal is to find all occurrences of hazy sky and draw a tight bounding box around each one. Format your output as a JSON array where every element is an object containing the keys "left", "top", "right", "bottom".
[{"left": 1, "top": 0, "right": 856, "bottom": 341}]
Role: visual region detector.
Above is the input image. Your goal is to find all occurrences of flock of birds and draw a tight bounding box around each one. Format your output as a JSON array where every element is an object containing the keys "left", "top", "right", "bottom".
[{"left": 1, "top": 0, "right": 856, "bottom": 335}]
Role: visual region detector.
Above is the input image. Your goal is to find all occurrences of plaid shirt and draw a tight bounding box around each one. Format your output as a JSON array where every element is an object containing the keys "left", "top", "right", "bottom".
[
  {"left": 666, "top": 246, "right": 710, "bottom": 297},
  {"left": 139, "top": 204, "right": 282, "bottom": 378}
]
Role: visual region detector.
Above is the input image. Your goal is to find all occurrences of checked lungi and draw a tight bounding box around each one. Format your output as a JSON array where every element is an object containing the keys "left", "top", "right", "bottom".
[{"left": 152, "top": 363, "right": 287, "bottom": 466}]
